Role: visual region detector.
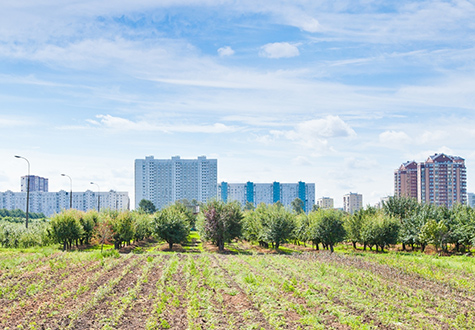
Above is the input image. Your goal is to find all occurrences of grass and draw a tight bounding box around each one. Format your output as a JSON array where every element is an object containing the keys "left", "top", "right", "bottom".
[{"left": 2, "top": 243, "right": 475, "bottom": 329}]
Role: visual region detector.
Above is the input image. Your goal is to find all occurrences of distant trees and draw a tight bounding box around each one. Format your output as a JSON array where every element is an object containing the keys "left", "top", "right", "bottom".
[
  {"left": 138, "top": 199, "right": 156, "bottom": 214},
  {"left": 291, "top": 198, "right": 304, "bottom": 214}
]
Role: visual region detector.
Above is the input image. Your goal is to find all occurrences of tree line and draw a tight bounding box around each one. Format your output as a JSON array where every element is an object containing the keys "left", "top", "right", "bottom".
[{"left": 3, "top": 196, "right": 475, "bottom": 254}]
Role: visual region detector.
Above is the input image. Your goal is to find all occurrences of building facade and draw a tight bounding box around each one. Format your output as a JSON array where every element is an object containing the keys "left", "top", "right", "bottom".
[
  {"left": 0, "top": 190, "right": 129, "bottom": 217},
  {"left": 135, "top": 155, "right": 217, "bottom": 210},
  {"left": 21, "top": 175, "right": 48, "bottom": 192},
  {"left": 316, "top": 197, "right": 334, "bottom": 209},
  {"left": 394, "top": 153, "right": 467, "bottom": 207},
  {"left": 343, "top": 192, "right": 363, "bottom": 214},
  {"left": 468, "top": 193, "right": 475, "bottom": 208},
  {"left": 218, "top": 181, "right": 315, "bottom": 213},
  {"left": 394, "top": 161, "right": 418, "bottom": 199}
]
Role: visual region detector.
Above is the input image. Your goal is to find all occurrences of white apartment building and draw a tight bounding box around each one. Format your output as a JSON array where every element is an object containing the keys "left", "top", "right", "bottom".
[
  {"left": 316, "top": 197, "right": 334, "bottom": 209},
  {"left": 343, "top": 192, "right": 363, "bottom": 214},
  {"left": 218, "top": 181, "right": 315, "bottom": 213},
  {"left": 0, "top": 190, "right": 129, "bottom": 217},
  {"left": 21, "top": 175, "right": 48, "bottom": 192},
  {"left": 135, "top": 155, "right": 217, "bottom": 210}
]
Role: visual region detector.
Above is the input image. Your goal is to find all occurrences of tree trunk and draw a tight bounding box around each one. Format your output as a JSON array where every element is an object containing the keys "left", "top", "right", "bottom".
[
  {"left": 352, "top": 241, "right": 357, "bottom": 249},
  {"left": 275, "top": 242, "right": 280, "bottom": 250},
  {"left": 329, "top": 244, "right": 334, "bottom": 253},
  {"left": 363, "top": 243, "right": 366, "bottom": 251},
  {"left": 402, "top": 243, "right": 406, "bottom": 251},
  {"left": 218, "top": 240, "right": 224, "bottom": 252},
  {"left": 168, "top": 242, "right": 173, "bottom": 250}
]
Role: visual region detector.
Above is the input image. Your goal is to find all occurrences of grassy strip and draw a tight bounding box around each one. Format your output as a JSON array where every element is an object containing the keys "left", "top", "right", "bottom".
[{"left": 278, "top": 253, "right": 475, "bottom": 329}]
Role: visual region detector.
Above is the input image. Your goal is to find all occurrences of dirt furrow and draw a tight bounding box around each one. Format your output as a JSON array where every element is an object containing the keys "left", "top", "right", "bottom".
[
  {"left": 116, "top": 255, "right": 167, "bottom": 329},
  {"left": 211, "top": 254, "right": 273, "bottom": 330}
]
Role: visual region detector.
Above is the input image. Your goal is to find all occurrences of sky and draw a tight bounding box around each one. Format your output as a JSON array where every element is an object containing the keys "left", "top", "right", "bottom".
[{"left": 1, "top": 0, "right": 475, "bottom": 208}]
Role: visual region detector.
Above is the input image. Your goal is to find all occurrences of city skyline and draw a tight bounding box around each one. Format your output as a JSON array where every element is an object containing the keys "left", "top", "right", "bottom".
[{"left": 1, "top": 1, "right": 475, "bottom": 208}]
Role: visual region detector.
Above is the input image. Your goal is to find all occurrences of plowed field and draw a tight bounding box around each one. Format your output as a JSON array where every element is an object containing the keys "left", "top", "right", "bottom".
[{"left": 1, "top": 248, "right": 474, "bottom": 329}]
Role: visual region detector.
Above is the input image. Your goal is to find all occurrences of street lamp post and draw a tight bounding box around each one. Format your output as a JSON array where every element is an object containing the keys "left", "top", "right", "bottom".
[
  {"left": 15, "top": 155, "right": 30, "bottom": 228},
  {"left": 61, "top": 174, "right": 73, "bottom": 209},
  {"left": 90, "top": 182, "right": 100, "bottom": 211}
]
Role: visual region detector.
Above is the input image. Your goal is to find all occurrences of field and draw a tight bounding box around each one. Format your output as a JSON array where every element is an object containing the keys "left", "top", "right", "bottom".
[{"left": 1, "top": 243, "right": 475, "bottom": 330}]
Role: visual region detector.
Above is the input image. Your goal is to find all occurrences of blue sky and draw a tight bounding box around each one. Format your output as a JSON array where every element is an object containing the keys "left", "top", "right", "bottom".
[{"left": 1, "top": 0, "right": 475, "bottom": 207}]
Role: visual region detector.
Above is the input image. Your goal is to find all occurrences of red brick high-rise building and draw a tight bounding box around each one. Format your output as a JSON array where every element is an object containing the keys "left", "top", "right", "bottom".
[{"left": 394, "top": 153, "right": 467, "bottom": 208}]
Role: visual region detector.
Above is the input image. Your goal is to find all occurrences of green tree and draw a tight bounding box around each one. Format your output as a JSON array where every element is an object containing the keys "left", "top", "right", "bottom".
[
  {"left": 138, "top": 199, "right": 157, "bottom": 214},
  {"left": 260, "top": 204, "right": 295, "bottom": 250},
  {"left": 80, "top": 210, "right": 98, "bottom": 245},
  {"left": 345, "top": 207, "right": 377, "bottom": 249},
  {"left": 49, "top": 209, "right": 83, "bottom": 251},
  {"left": 419, "top": 219, "right": 448, "bottom": 253},
  {"left": 152, "top": 207, "right": 190, "bottom": 250},
  {"left": 244, "top": 201, "right": 255, "bottom": 211},
  {"left": 133, "top": 212, "right": 152, "bottom": 241},
  {"left": 199, "top": 200, "right": 243, "bottom": 252},
  {"left": 170, "top": 200, "right": 197, "bottom": 230},
  {"left": 242, "top": 204, "right": 266, "bottom": 247},
  {"left": 309, "top": 209, "right": 346, "bottom": 253},
  {"left": 108, "top": 210, "right": 135, "bottom": 249},
  {"left": 382, "top": 196, "right": 419, "bottom": 250},
  {"left": 291, "top": 198, "right": 304, "bottom": 214}
]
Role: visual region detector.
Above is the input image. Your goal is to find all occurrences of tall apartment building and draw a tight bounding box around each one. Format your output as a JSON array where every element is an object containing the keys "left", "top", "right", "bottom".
[
  {"left": 21, "top": 175, "right": 48, "bottom": 192},
  {"left": 0, "top": 190, "right": 129, "bottom": 216},
  {"left": 316, "top": 197, "right": 334, "bottom": 209},
  {"left": 394, "top": 161, "right": 418, "bottom": 199},
  {"left": 467, "top": 193, "right": 475, "bottom": 208},
  {"left": 218, "top": 181, "right": 315, "bottom": 213},
  {"left": 135, "top": 156, "right": 217, "bottom": 210},
  {"left": 343, "top": 192, "right": 363, "bottom": 214},
  {"left": 394, "top": 153, "right": 467, "bottom": 207}
]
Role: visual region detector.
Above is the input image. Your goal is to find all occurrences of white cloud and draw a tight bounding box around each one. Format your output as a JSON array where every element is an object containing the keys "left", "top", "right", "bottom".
[
  {"left": 217, "top": 46, "right": 235, "bottom": 57},
  {"left": 259, "top": 42, "right": 300, "bottom": 59},
  {"left": 76, "top": 114, "right": 240, "bottom": 134},
  {"left": 284, "top": 115, "right": 356, "bottom": 150},
  {"left": 292, "top": 156, "right": 312, "bottom": 166},
  {"left": 379, "top": 130, "right": 412, "bottom": 146}
]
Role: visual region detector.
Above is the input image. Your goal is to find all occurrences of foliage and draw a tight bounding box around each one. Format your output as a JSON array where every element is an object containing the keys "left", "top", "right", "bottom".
[
  {"left": 80, "top": 210, "right": 98, "bottom": 245},
  {"left": 133, "top": 212, "right": 152, "bottom": 241},
  {"left": 138, "top": 199, "right": 157, "bottom": 214},
  {"left": 152, "top": 206, "right": 190, "bottom": 249},
  {"left": 257, "top": 203, "right": 296, "bottom": 249},
  {"left": 309, "top": 209, "right": 346, "bottom": 252},
  {"left": 0, "top": 220, "right": 51, "bottom": 248},
  {"left": 291, "top": 198, "right": 304, "bottom": 214},
  {"left": 345, "top": 207, "right": 377, "bottom": 249},
  {"left": 0, "top": 208, "right": 46, "bottom": 219},
  {"left": 360, "top": 212, "right": 399, "bottom": 252},
  {"left": 199, "top": 200, "right": 243, "bottom": 251},
  {"left": 48, "top": 209, "right": 84, "bottom": 250},
  {"left": 169, "top": 200, "right": 197, "bottom": 230},
  {"left": 109, "top": 210, "right": 135, "bottom": 249},
  {"left": 95, "top": 218, "right": 113, "bottom": 253}
]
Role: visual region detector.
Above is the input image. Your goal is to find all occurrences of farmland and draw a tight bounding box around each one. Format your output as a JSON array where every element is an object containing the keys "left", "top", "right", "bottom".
[{"left": 1, "top": 245, "right": 475, "bottom": 330}]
